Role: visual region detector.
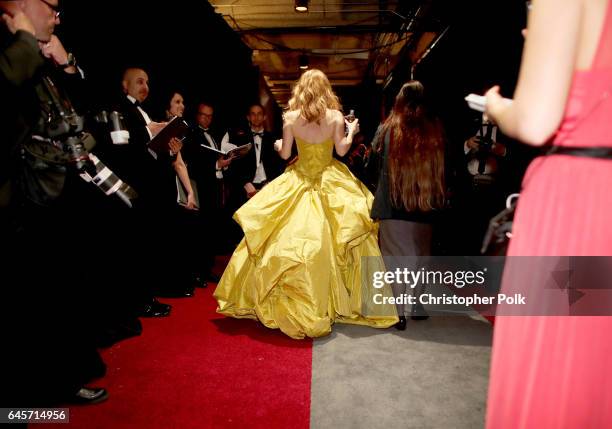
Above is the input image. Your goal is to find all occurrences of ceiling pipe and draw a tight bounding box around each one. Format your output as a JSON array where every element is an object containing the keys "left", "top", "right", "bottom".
[{"left": 410, "top": 26, "right": 449, "bottom": 79}]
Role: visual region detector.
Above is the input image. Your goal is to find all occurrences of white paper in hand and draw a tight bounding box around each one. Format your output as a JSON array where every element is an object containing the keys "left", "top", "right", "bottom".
[
  {"left": 465, "top": 94, "right": 486, "bottom": 112},
  {"left": 465, "top": 93, "right": 513, "bottom": 113},
  {"left": 221, "top": 141, "right": 238, "bottom": 152}
]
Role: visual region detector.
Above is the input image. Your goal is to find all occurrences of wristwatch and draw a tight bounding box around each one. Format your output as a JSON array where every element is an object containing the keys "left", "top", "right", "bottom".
[{"left": 59, "top": 52, "right": 77, "bottom": 69}]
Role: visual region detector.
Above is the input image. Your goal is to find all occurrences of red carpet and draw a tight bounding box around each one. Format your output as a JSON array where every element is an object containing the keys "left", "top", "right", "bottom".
[{"left": 46, "top": 271, "right": 312, "bottom": 428}]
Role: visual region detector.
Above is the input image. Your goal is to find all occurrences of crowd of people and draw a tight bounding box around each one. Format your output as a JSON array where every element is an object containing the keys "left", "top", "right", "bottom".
[
  {"left": 2, "top": 0, "right": 611, "bottom": 427},
  {"left": 0, "top": 0, "right": 295, "bottom": 406}
]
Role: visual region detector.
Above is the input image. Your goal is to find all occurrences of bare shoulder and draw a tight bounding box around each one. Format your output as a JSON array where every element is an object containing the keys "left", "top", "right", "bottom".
[
  {"left": 326, "top": 109, "right": 344, "bottom": 123},
  {"left": 284, "top": 110, "right": 300, "bottom": 123}
]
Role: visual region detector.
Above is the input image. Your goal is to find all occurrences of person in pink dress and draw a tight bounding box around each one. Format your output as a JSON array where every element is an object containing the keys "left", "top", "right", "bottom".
[{"left": 484, "top": 0, "right": 612, "bottom": 427}]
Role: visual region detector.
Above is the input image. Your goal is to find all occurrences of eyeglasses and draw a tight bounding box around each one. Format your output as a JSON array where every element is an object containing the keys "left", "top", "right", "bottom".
[{"left": 38, "top": 0, "right": 61, "bottom": 19}]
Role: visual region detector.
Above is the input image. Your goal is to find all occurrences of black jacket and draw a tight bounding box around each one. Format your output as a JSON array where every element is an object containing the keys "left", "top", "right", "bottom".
[
  {"left": 231, "top": 128, "right": 285, "bottom": 187},
  {"left": 0, "top": 30, "right": 44, "bottom": 209},
  {"left": 182, "top": 125, "right": 223, "bottom": 211},
  {"left": 0, "top": 29, "right": 91, "bottom": 211},
  {"left": 103, "top": 96, "right": 176, "bottom": 207}
]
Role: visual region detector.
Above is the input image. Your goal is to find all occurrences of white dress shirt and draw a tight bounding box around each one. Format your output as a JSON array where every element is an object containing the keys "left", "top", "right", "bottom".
[
  {"left": 252, "top": 129, "right": 267, "bottom": 184},
  {"left": 127, "top": 94, "right": 153, "bottom": 139}
]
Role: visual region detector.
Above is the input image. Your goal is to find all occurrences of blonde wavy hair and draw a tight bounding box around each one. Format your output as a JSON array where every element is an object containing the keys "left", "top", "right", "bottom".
[{"left": 288, "top": 69, "right": 341, "bottom": 123}]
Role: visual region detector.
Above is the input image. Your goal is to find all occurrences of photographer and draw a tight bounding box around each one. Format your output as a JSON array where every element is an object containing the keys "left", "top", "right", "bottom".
[
  {"left": 458, "top": 118, "right": 509, "bottom": 254},
  {"left": 1, "top": 0, "right": 108, "bottom": 406}
]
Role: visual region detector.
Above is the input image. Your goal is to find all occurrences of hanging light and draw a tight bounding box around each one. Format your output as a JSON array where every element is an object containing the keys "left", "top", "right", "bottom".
[
  {"left": 299, "top": 54, "right": 309, "bottom": 70},
  {"left": 295, "top": 0, "right": 308, "bottom": 13}
]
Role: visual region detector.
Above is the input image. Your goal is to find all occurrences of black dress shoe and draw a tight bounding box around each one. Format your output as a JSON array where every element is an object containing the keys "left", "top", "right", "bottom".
[
  {"left": 68, "top": 387, "right": 109, "bottom": 405},
  {"left": 140, "top": 299, "right": 171, "bottom": 317},
  {"left": 394, "top": 316, "right": 407, "bottom": 331}
]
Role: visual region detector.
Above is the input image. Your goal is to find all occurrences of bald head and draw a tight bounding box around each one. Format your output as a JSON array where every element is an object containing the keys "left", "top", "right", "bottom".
[{"left": 122, "top": 68, "right": 149, "bottom": 103}]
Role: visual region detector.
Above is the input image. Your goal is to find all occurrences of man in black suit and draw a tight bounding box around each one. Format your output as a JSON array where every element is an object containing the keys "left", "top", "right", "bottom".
[
  {"left": 182, "top": 102, "right": 234, "bottom": 284},
  {"left": 109, "top": 67, "right": 193, "bottom": 311},
  {"left": 233, "top": 104, "right": 285, "bottom": 201},
  {"left": 110, "top": 68, "right": 167, "bottom": 195},
  {"left": 188, "top": 102, "right": 233, "bottom": 212}
]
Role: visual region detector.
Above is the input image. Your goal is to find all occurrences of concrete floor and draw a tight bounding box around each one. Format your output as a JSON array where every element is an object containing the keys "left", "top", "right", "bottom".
[{"left": 310, "top": 315, "right": 493, "bottom": 429}]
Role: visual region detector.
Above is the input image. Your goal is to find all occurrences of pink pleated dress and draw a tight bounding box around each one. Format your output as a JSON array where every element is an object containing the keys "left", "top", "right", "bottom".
[{"left": 486, "top": 2, "right": 612, "bottom": 428}]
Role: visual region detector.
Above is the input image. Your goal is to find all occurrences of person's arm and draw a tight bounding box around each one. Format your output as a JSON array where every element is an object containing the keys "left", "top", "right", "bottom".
[
  {"left": 278, "top": 113, "right": 295, "bottom": 160},
  {"left": 40, "top": 35, "right": 78, "bottom": 75},
  {"left": 485, "top": 0, "right": 581, "bottom": 146},
  {"left": 333, "top": 110, "right": 359, "bottom": 156},
  {"left": 243, "top": 182, "right": 257, "bottom": 198},
  {"left": 0, "top": 26, "right": 43, "bottom": 86},
  {"left": 173, "top": 151, "right": 196, "bottom": 210},
  {"left": 39, "top": 35, "right": 95, "bottom": 114}
]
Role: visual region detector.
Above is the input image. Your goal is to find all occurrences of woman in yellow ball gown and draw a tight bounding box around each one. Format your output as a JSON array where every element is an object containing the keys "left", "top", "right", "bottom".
[{"left": 214, "top": 69, "right": 398, "bottom": 339}]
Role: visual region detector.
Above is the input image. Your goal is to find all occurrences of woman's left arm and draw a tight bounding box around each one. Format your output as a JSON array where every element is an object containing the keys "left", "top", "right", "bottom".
[
  {"left": 485, "top": 0, "right": 582, "bottom": 146},
  {"left": 173, "top": 151, "right": 197, "bottom": 210},
  {"left": 279, "top": 113, "right": 296, "bottom": 160}
]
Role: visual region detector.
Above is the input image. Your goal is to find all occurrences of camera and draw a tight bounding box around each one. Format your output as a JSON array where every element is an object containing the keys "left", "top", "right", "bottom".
[
  {"left": 80, "top": 152, "right": 138, "bottom": 208},
  {"left": 32, "top": 75, "right": 138, "bottom": 207}
]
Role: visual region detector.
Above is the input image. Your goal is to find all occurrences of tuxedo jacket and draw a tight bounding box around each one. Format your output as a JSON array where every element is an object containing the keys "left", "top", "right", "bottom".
[
  {"left": 104, "top": 96, "right": 175, "bottom": 206},
  {"left": 182, "top": 126, "right": 226, "bottom": 211},
  {"left": 231, "top": 129, "right": 285, "bottom": 188}
]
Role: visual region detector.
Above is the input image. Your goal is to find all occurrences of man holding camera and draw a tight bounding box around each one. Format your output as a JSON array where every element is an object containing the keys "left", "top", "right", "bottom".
[{"left": 1, "top": 0, "right": 108, "bottom": 406}]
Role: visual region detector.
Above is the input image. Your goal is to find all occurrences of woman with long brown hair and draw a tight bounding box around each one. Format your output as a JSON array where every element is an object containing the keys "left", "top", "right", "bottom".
[
  {"left": 214, "top": 69, "right": 398, "bottom": 339},
  {"left": 370, "top": 80, "right": 445, "bottom": 330}
]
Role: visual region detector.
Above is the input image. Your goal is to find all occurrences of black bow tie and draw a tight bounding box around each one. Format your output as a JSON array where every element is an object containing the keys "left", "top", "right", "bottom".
[
  {"left": 252, "top": 131, "right": 264, "bottom": 138},
  {"left": 132, "top": 100, "right": 141, "bottom": 107}
]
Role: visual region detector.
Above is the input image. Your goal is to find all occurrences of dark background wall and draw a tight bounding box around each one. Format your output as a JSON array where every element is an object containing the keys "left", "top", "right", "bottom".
[
  {"left": 346, "top": 0, "right": 537, "bottom": 254},
  {"left": 348, "top": 0, "right": 526, "bottom": 142},
  {"left": 59, "top": 0, "right": 259, "bottom": 130},
  {"left": 57, "top": 0, "right": 528, "bottom": 144}
]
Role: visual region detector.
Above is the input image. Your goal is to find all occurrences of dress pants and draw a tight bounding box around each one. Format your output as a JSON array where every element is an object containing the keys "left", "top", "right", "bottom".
[{"left": 379, "top": 219, "right": 432, "bottom": 316}]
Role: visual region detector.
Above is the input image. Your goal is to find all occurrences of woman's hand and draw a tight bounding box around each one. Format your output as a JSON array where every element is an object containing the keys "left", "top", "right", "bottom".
[
  {"left": 169, "top": 137, "right": 183, "bottom": 155},
  {"left": 244, "top": 182, "right": 258, "bottom": 199},
  {"left": 274, "top": 139, "right": 282, "bottom": 152},
  {"left": 185, "top": 192, "right": 197, "bottom": 210},
  {"left": 345, "top": 117, "right": 360, "bottom": 138},
  {"left": 484, "top": 86, "right": 512, "bottom": 124}
]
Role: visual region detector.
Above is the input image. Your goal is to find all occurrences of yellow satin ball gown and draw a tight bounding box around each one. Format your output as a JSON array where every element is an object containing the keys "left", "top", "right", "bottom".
[{"left": 214, "top": 137, "right": 398, "bottom": 339}]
